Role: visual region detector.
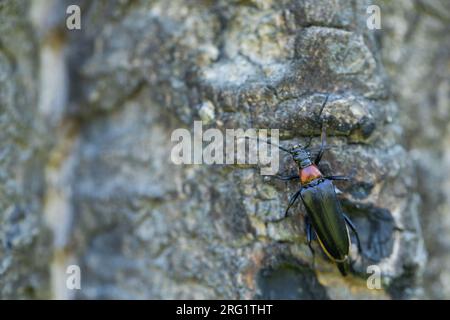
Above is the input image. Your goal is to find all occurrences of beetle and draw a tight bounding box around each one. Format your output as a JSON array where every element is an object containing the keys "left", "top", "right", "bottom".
[{"left": 259, "top": 95, "right": 362, "bottom": 276}]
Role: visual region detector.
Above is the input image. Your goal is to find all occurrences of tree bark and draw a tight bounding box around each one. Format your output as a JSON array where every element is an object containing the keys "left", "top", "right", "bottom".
[
  {"left": 0, "top": 0, "right": 51, "bottom": 299},
  {"left": 2, "top": 0, "right": 450, "bottom": 299}
]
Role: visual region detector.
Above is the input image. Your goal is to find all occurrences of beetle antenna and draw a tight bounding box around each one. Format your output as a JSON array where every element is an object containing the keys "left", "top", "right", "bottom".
[
  {"left": 236, "top": 136, "right": 292, "bottom": 154},
  {"left": 318, "top": 94, "right": 330, "bottom": 120},
  {"left": 303, "top": 136, "right": 314, "bottom": 149},
  {"left": 304, "top": 93, "right": 330, "bottom": 149},
  {"left": 306, "top": 145, "right": 334, "bottom": 152}
]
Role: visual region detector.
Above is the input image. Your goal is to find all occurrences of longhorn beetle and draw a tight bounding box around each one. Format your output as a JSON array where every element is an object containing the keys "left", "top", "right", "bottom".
[{"left": 254, "top": 95, "right": 362, "bottom": 276}]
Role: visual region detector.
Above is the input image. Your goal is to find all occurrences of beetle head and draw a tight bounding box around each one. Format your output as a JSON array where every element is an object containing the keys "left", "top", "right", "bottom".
[{"left": 290, "top": 144, "right": 312, "bottom": 168}]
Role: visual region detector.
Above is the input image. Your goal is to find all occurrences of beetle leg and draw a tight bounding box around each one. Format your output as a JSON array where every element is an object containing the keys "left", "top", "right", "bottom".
[
  {"left": 305, "top": 216, "right": 317, "bottom": 269},
  {"left": 324, "top": 175, "right": 351, "bottom": 181},
  {"left": 343, "top": 214, "right": 363, "bottom": 254},
  {"left": 284, "top": 187, "right": 302, "bottom": 217},
  {"left": 305, "top": 216, "right": 316, "bottom": 256},
  {"left": 274, "top": 174, "right": 299, "bottom": 181}
]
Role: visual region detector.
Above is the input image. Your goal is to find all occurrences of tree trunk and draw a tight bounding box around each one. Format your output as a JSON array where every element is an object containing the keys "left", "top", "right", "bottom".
[
  {"left": 0, "top": 0, "right": 51, "bottom": 299},
  {"left": 1, "top": 0, "right": 449, "bottom": 299}
]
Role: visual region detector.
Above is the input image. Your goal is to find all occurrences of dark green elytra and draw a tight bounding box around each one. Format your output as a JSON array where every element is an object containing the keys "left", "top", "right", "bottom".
[{"left": 301, "top": 179, "right": 351, "bottom": 275}]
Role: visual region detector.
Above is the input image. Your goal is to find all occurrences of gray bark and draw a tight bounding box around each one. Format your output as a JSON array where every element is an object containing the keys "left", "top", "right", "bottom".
[
  {"left": 380, "top": 0, "right": 450, "bottom": 299},
  {"left": 0, "top": 0, "right": 51, "bottom": 299},
  {"left": 1, "top": 0, "right": 449, "bottom": 299}
]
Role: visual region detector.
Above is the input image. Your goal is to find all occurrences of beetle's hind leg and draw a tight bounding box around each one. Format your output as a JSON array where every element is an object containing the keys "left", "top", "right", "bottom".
[
  {"left": 343, "top": 214, "right": 363, "bottom": 254},
  {"left": 305, "top": 216, "right": 317, "bottom": 268},
  {"left": 305, "top": 216, "right": 316, "bottom": 255}
]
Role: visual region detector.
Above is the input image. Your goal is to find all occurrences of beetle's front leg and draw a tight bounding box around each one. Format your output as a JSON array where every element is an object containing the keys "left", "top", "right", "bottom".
[
  {"left": 324, "top": 175, "right": 351, "bottom": 182},
  {"left": 273, "top": 174, "right": 299, "bottom": 181}
]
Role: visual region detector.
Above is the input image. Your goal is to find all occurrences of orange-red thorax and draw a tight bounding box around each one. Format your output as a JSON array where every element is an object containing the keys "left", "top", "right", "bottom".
[{"left": 300, "top": 165, "right": 322, "bottom": 185}]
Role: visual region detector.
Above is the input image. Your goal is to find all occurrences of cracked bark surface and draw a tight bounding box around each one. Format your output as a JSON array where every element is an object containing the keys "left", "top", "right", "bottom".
[{"left": 1, "top": 0, "right": 450, "bottom": 299}]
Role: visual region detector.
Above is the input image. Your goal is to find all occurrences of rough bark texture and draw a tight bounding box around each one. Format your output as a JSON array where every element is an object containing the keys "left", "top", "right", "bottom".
[
  {"left": 1, "top": 0, "right": 449, "bottom": 299},
  {"left": 0, "top": 0, "right": 51, "bottom": 299},
  {"left": 380, "top": 0, "right": 450, "bottom": 299}
]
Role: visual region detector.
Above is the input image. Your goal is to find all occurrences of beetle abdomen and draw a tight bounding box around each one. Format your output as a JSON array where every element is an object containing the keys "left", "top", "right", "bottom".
[{"left": 300, "top": 179, "right": 350, "bottom": 262}]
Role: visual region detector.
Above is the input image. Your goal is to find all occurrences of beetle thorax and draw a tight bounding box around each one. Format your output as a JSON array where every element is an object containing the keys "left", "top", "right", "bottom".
[{"left": 299, "top": 165, "right": 323, "bottom": 185}]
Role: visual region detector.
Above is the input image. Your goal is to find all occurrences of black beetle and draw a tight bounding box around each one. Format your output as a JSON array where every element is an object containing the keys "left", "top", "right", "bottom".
[{"left": 260, "top": 95, "right": 362, "bottom": 276}]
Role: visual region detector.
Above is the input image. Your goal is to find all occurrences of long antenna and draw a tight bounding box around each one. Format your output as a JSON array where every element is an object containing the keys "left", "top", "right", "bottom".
[
  {"left": 304, "top": 93, "right": 330, "bottom": 149},
  {"left": 234, "top": 94, "right": 331, "bottom": 155},
  {"left": 236, "top": 136, "right": 292, "bottom": 154}
]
